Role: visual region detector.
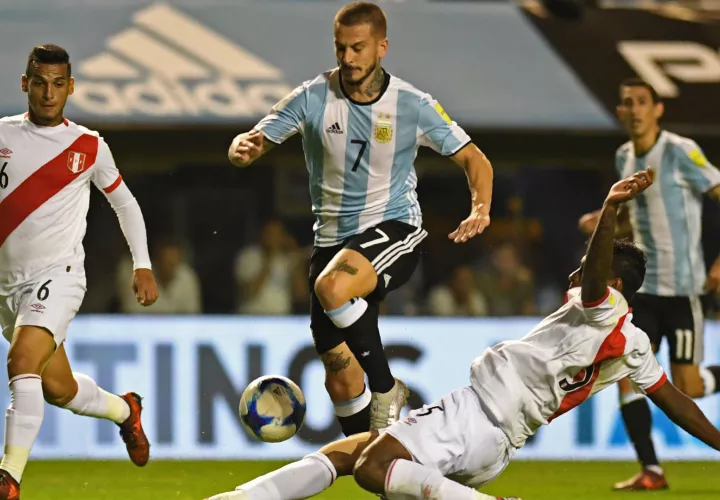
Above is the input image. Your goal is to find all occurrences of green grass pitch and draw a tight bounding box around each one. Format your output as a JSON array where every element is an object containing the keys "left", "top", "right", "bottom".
[{"left": 16, "top": 460, "right": 720, "bottom": 499}]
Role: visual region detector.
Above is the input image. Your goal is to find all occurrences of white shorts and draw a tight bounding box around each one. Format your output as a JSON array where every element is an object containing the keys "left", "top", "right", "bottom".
[
  {"left": 0, "top": 267, "right": 86, "bottom": 346},
  {"left": 385, "top": 386, "right": 515, "bottom": 489}
]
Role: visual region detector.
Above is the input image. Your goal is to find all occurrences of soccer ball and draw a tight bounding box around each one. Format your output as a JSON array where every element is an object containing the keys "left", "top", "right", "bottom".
[{"left": 239, "top": 375, "right": 307, "bottom": 443}]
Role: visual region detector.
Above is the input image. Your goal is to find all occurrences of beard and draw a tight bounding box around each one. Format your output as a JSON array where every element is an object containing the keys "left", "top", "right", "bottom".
[{"left": 340, "top": 60, "right": 377, "bottom": 87}]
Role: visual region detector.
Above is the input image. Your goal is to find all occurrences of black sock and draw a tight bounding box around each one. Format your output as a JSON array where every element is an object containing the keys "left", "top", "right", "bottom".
[
  {"left": 707, "top": 366, "right": 720, "bottom": 394},
  {"left": 342, "top": 301, "right": 395, "bottom": 394},
  {"left": 621, "top": 398, "right": 660, "bottom": 468},
  {"left": 337, "top": 402, "right": 371, "bottom": 437},
  {"left": 327, "top": 298, "right": 395, "bottom": 394}
]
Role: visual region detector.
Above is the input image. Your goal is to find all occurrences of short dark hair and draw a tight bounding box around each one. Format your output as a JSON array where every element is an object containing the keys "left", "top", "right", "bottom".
[
  {"left": 611, "top": 239, "right": 646, "bottom": 302},
  {"left": 619, "top": 77, "right": 660, "bottom": 104},
  {"left": 335, "top": 2, "right": 387, "bottom": 37},
  {"left": 26, "top": 44, "right": 71, "bottom": 78}
]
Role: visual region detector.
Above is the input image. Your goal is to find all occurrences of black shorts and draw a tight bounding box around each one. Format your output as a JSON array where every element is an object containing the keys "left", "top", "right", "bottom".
[
  {"left": 632, "top": 293, "right": 705, "bottom": 364},
  {"left": 308, "top": 220, "right": 427, "bottom": 354}
]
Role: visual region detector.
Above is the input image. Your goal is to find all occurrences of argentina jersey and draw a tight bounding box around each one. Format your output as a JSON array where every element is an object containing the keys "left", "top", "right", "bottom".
[
  {"left": 254, "top": 69, "right": 471, "bottom": 247},
  {"left": 616, "top": 131, "right": 720, "bottom": 296}
]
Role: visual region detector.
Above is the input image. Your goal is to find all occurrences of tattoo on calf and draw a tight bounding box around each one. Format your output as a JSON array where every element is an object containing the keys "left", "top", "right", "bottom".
[
  {"left": 333, "top": 259, "right": 358, "bottom": 276},
  {"left": 321, "top": 351, "right": 352, "bottom": 374}
]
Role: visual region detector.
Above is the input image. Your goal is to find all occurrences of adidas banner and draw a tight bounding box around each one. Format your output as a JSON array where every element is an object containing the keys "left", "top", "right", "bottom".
[
  {"left": 0, "top": 1, "right": 614, "bottom": 129},
  {"left": 524, "top": 7, "right": 720, "bottom": 134}
]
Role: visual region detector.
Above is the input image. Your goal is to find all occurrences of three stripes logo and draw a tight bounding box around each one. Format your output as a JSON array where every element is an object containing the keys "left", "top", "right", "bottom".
[
  {"left": 71, "top": 3, "right": 293, "bottom": 119},
  {"left": 326, "top": 122, "right": 344, "bottom": 134}
]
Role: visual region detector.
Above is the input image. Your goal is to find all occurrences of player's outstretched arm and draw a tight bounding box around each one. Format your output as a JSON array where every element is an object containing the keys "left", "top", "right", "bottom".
[
  {"left": 448, "top": 144, "right": 493, "bottom": 243},
  {"left": 649, "top": 382, "right": 720, "bottom": 451},
  {"left": 582, "top": 170, "right": 653, "bottom": 304},
  {"left": 228, "top": 130, "right": 275, "bottom": 168},
  {"left": 578, "top": 206, "right": 632, "bottom": 238}
]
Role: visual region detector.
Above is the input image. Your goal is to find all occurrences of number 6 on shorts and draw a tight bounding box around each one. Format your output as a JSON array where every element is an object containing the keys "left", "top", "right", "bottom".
[{"left": 37, "top": 280, "right": 52, "bottom": 301}]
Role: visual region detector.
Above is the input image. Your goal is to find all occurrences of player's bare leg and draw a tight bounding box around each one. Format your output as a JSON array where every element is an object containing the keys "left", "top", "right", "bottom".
[
  {"left": 354, "top": 433, "right": 520, "bottom": 500},
  {"left": 41, "top": 345, "right": 150, "bottom": 466},
  {"left": 613, "top": 376, "right": 667, "bottom": 491},
  {"left": 315, "top": 248, "right": 408, "bottom": 430},
  {"left": 204, "top": 432, "right": 378, "bottom": 499},
  {"left": 0, "top": 326, "right": 56, "bottom": 498},
  {"left": 320, "top": 342, "right": 372, "bottom": 436}
]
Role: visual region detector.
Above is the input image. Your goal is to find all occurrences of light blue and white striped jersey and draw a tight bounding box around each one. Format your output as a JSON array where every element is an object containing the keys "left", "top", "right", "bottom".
[
  {"left": 616, "top": 131, "right": 720, "bottom": 296},
  {"left": 255, "top": 69, "right": 471, "bottom": 247}
]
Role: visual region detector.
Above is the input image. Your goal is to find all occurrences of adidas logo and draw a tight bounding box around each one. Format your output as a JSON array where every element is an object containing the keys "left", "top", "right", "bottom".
[
  {"left": 326, "top": 122, "right": 344, "bottom": 134},
  {"left": 70, "top": 3, "right": 292, "bottom": 118}
]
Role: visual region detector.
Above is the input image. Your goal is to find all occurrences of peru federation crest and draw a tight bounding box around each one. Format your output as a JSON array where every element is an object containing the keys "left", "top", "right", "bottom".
[{"left": 67, "top": 151, "right": 87, "bottom": 174}]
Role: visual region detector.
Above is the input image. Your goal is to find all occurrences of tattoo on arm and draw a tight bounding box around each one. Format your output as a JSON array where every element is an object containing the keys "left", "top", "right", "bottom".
[
  {"left": 321, "top": 351, "right": 352, "bottom": 374},
  {"left": 333, "top": 259, "right": 358, "bottom": 276},
  {"left": 581, "top": 203, "right": 618, "bottom": 304}
]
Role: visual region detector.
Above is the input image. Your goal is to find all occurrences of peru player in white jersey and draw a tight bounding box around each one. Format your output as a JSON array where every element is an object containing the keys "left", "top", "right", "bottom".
[
  {"left": 0, "top": 45, "right": 158, "bottom": 499},
  {"left": 227, "top": 2, "right": 494, "bottom": 438},
  {"left": 206, "top": 171, "right": 720, "bottom": 500}
]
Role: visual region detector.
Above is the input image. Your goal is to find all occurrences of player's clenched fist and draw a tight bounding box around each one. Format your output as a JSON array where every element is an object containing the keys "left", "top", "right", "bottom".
[
  {"left": 132, "top": 268, "right": 159, "bottom": 307},
  {"left": 229, "top": 129, "right": 265, "bottom": 167}
]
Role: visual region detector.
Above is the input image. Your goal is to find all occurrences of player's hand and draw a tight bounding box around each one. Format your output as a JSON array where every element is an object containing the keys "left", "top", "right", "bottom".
[
  {"left": 133, "top": 268, "right": 159, "bottom": 307},
  {"left": 605, "top": 169, "right": 654, "bottom": 206},
  {"left": 578, "top": 210, "right": 601, "bottom": 235},
  {"left": 228, "top": 130, "right": 264, "bottom": 167},
  {"left": 705, "top": 259, "right": 720, "bottom": 295},
  {"left": 449, "top": 204, "right": 490, "bottom": 243}
]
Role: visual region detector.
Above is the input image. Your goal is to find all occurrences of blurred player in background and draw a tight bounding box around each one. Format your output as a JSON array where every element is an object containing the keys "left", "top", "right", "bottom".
[
  {"left": 0, "top": 45, "right": 158, "bottom": 499},
  {"left": 228, "top": 2, "right": 493, "bottom": 436},
  {"left": 206, "top": 171, "right": 720, "bottom": 500},
  {"left": 579, "top": 78, "right": 720, "bottom": 491}
]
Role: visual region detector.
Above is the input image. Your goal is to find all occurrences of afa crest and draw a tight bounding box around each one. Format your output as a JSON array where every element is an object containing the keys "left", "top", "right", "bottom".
[{"left": 374, "top": 121, "right": 393, "bottom": 144}]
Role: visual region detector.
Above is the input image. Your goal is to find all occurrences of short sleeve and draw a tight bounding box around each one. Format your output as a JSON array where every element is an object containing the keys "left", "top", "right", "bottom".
[
  {"left": 627, "top": 332, "right": 668, "bottom": 394},
  {"left": 91, "top": 138, "right": 123, "bottom": 194},
  {"left": 579, "top": 287, "right": 629, "bottom": 324},
  {"left": 675, "top": 140, "right": 720, "bottom": 194},
  {"left": 254, "top": 83, "right": 309, "bottom": 145},
  {"left": 417, "top": 95, "right": 471, "bottom": 156}
]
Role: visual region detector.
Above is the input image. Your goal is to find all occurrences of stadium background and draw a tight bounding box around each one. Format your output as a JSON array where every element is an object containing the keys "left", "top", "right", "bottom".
[{"left": 1, "top": 0, "right": 720, "bottom": 498}]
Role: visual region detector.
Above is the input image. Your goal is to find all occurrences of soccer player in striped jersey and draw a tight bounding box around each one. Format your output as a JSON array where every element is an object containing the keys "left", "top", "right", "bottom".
[
  {"left": 228, "top": 2, "right": 494, "bottom": 436},
  {"left": 579, "top": 78, "right": 720, "bottom": 491}
]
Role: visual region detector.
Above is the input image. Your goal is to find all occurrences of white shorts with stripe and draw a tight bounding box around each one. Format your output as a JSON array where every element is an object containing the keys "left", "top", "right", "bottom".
[
  {"left": 0, "top": 265, "right": 86, "bottom": 346},
  {"left": 384, "top": 386, "right": 516, "bottom": 489}
]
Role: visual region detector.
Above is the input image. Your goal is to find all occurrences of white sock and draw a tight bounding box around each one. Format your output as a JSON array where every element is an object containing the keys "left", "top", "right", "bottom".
[
  {"left": 235, "top": 452, "right": 336, "bottom": 499},
  {"left": 0, "top": 375, "right": 44, "bottom": 482},
  {"left": 384, "top": 459, "right": 493, "bottom": 499},
  {"left": 700, "top": 367, "right": 716, "bottom": 396},
  {"left": 334, "top": 385, "right": 372, "bottom": 418},
  {"left": 63, "top": 373, "right": 130, "bottom": 424},
  {"left": 620, "top": 391, "right": 645, "bottom": 406},
  {"left": 325, "top": 298, "right": 368, "bottom": 328}
]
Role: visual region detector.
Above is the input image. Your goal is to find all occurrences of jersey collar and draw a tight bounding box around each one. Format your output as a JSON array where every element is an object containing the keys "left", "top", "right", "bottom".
[{"left": 339, "top": 69, "right": 391, "bottom": 106}]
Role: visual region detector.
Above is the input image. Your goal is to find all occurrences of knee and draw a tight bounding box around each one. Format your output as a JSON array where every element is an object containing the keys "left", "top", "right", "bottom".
[
  {"left": 314, "top": 275, "right": 347, "bottom": 311},
  {"left": 42, "top": 378, "right": 77, "bottom": 407},
  {"left": 353, "top": 446, "right": 387, "bottom": 493}
]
